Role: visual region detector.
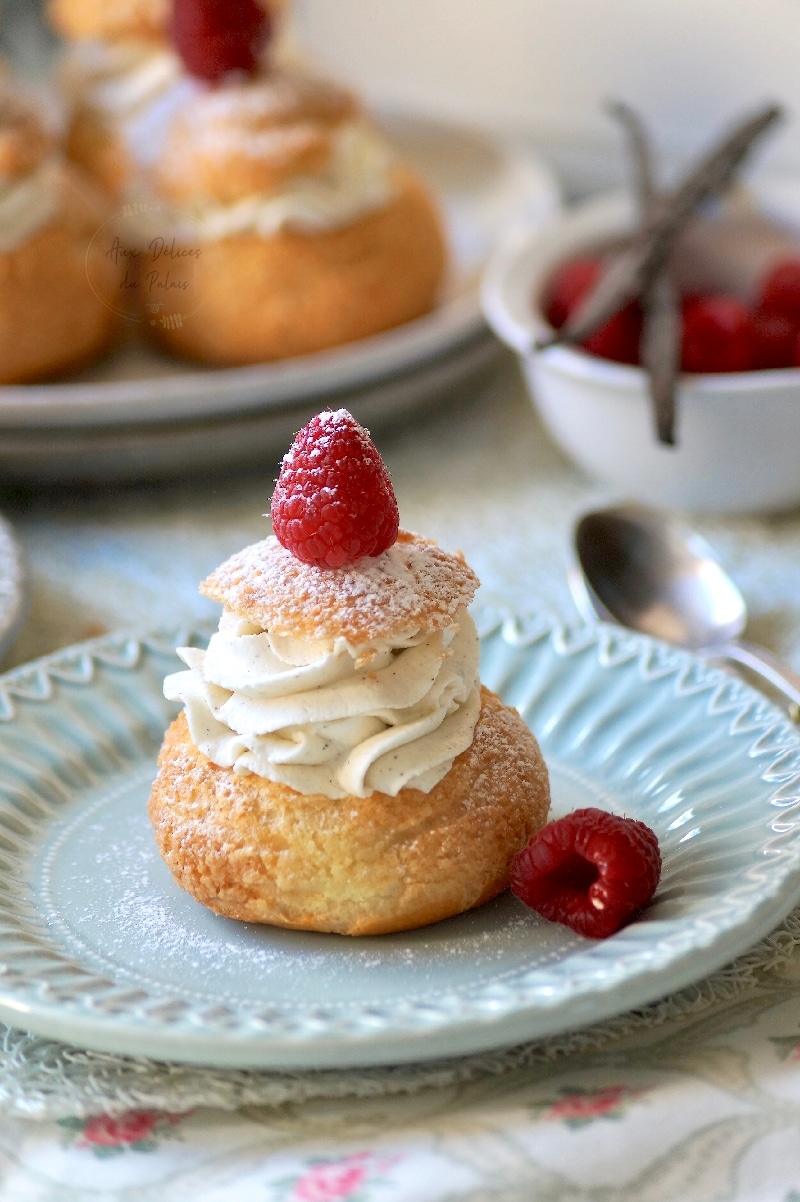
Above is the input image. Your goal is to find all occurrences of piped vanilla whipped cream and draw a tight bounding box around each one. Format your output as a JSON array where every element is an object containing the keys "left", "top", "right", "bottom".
[
  {"left": 164, "top": 606, "right": 481, "bottom": 799},
  {"left": 0, "top": 159, "right": 61, "bottom": 253}
]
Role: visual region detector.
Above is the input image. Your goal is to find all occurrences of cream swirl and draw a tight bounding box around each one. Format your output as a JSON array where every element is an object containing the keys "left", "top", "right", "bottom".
[
  {"left": 0, "top": 160, "right": 60, "bottom": 253},
  {"left": 164, "top": 607, "right": 481, "bottom": 799}
]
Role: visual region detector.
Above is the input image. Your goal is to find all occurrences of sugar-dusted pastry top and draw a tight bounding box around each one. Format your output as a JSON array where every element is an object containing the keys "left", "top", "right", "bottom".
[
  {"left": 151, "top": 64, "right": 364, "bottom": 205},
  {"left": 201, "top": 530, "right": 480, "bottom": 645}
]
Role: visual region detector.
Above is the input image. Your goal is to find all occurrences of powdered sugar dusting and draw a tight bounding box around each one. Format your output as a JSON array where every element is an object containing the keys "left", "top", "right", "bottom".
[
  {"left": 160, "top": 64, "right": 358, "bottom": 174},
  {"left": 201, "top": 530, "right": 479, "bottom": 643},
  {"left": 316, "top": 407, "right": 351, "bottom": 427},
  {"left": 177, "top": 66, "right": 357, "bottom": 130},
  {"left": 49, "top": 810, "right": 558, "bottom": 1009}
]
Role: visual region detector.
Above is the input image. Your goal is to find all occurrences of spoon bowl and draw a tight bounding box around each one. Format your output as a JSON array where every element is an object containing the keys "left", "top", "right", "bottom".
[{"left": 571, "top": 503, "right": 800, "bottom": 713}]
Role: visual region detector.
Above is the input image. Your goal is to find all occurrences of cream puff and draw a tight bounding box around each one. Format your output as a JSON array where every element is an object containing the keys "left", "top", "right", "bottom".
[
  {"left": 141, "top": 73, "right": 447, "bottom": 363},
  {"left": 148, "top": 411, "right": 549, "bottom": 935},
  {"left": 0, "top": 87, "right": 121, "bottom": 383},
  {"left": 51, "top": 0, "right": 447, "bottom": 363},
  {"left": 49, "top": 0, "right": 169, "bottom": 45}
]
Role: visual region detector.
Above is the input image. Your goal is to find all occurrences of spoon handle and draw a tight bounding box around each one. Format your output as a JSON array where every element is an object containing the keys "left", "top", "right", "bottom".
[{"left": 698, "top": 640, "right": 800, "bottom": 714}]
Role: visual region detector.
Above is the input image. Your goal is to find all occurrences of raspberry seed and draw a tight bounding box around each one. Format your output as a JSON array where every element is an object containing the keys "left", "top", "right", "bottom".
[
  {"left": 270, "top": 409, "right": 399, "bottom": 569},
  {"left": 510, "top": 807, "right": 661, "bottom": 939}
]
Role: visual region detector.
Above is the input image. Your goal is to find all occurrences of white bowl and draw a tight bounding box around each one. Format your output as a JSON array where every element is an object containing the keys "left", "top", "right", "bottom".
[{"left": 481, "top": 190, "right": 800, "bottom": 515}]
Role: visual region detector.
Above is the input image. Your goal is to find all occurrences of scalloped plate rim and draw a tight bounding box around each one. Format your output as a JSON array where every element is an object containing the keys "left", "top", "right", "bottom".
[{"left": 0, "top": 619, "right": 800, "bottom": 1068}]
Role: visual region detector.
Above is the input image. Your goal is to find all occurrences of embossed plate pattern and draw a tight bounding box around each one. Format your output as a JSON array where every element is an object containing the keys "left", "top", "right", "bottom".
[{"left": 1, "top": 619, "right": 800, "bottom": 1069}]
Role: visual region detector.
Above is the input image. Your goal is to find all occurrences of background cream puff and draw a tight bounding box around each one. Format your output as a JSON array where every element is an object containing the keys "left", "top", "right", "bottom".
[
  {"left": 0, "top": 88, "right": 122, "bottom": 383},
  {"left": 140, "top": 70, "right": 447, "bottom": 362}
]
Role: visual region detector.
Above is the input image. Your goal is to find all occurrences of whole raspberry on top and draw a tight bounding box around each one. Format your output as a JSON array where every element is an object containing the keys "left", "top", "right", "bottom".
[
  {"left": 270, "top": 409, "right": 400, "bottom": 569},
  {"left": 171, "top": 0, "right": 272, "bottom": 82},
  {"left": 510, "top": 807, "right": 661, "bottom": 939}
]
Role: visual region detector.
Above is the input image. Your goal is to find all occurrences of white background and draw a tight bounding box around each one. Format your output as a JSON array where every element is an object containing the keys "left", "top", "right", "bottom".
[{"left": 290, "top": 0, "right": 800, "bottom": 196}]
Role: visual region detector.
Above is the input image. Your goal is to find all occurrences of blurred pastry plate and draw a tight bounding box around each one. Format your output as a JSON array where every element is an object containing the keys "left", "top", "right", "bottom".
[
  {"left": 0, "top": 333, "right": 497, "bottom": 484},
  {"left": 0, "top": 114, "right": 559, "bottom": 480}
]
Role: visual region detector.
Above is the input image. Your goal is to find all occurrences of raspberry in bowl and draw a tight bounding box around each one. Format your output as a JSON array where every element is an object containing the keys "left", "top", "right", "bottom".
[{"left": 482, "top": 188, "right": 800, "bottom": 516}]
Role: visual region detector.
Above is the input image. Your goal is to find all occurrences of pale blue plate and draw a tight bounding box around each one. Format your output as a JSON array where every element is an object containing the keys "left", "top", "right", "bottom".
[{"left": 1, "top": 618, "right": 800, "bottom": 1069}]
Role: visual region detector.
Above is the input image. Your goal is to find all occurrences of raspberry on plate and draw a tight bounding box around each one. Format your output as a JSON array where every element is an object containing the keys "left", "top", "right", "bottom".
[
  {"left": 270, "top": 409, "right": 400, "bottom": 569},
  {"left": 171, "top": 0, "right": 272, "bottom": 82},
  {"left": 510, "top": 807, "right": 661, "bottom": 939}
]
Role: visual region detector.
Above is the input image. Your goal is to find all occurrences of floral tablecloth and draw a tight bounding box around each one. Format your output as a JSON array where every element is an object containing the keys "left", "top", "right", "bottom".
[{"left": 3, "top": 353, "right": 800, "bottom": 1200}]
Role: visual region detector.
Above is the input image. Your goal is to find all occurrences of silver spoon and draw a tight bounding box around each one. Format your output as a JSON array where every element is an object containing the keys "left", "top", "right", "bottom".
[{"left": 569, "top": 502, "right": 800, "bottom": 715}]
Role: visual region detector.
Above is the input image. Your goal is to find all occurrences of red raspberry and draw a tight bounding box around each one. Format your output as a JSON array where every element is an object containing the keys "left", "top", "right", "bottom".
[
  {"left": 581, "top": 301, "right": 643, "bottom": 365},
  {"left": 171, "top": 0, "right": 272, "bottom": 82},
  {"left": 271, "top": 409, "right": 399, "bottom": 569},
  {"left": 758, "top": 257, "right": 800, "bottom": 323},
  {"left": 680, "top": 294, "right": 757, "bottom": 373},
  {"left": 752, "top": 308, "right": 799, "bottom": 369},
  {"left": 510, "top": 807, "right": 661, "bottom": 939},
  {"left": 541, "top": 256, "right": 604, "bottom": 329}
]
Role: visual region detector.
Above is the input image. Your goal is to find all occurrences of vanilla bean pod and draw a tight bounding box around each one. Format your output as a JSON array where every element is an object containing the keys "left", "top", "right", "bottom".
[
  {"left": 609, "top": 100, "right": 681, "bottom": 445},
  {"left": 642, "top": 272, "right": 681, "bottom": 444},
  {"left": 538, "top": 102, "right": 782, "bottom": 350},
  {"left": 607, "top": 99, "right": 657, "bottom": 212}
]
